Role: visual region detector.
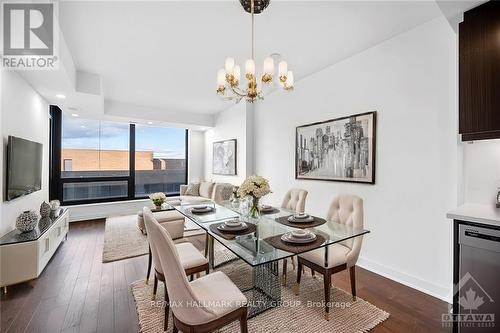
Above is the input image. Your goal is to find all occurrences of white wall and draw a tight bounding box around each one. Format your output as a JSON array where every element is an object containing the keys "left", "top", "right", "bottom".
[
  {"left": 252, "top": 17, "right": 458, "bottom": 302},
  {"left": 1, "top": 71, "right": 50, "bottom": 236},
  {"left": 204, "top": 102, "right": 253, "bottom": 185},
  {"left": 463, "top": 140, "right": 500, "bottom": 205}
]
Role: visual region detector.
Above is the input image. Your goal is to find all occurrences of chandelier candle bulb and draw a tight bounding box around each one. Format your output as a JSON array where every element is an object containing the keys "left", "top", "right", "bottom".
[
  {"left": 245, "top": 59, "right": 255, "bottom": 77},
  {"left": 234, "top": 65, "right": 241, "bottom": 84},
  {"left": 217, "top": 69, "right": 226, "bottom": 86},
  {"left": 286, "top": 71, "right": 294, "bottom": 88},
  {"left": 225, "top": 57, "right": 235, "bottom": 74},
  {"left": 278, "top": 60, "right": 288, "bottom": 78}
]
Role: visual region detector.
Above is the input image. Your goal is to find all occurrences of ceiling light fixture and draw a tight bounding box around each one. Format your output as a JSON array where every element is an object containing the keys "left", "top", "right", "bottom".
[
  {"left": 216, "top": 0, "right": 293, "bottom": 103},
  {"left": 56, "top": 94, "right": 66, "bottom": 99},
  {"left": 71, "top": 113, "right": 79, "bottom": 117},
  {"left": 147, "top": 121, "right": 153, "bottom": 125}
]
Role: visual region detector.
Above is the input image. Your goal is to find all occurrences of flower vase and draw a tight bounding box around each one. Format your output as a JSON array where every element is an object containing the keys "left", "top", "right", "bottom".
[{"left": 249, "top": 197, "right": 260, "bottom": 219}]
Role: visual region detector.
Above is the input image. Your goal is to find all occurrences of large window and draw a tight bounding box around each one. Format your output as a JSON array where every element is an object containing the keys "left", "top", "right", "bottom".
[
  {"left": 49, "top": 106, "right": 188, "bottom": 205},
  {"left": 135, "top": 125, "right": 187, "bottom": 196}
]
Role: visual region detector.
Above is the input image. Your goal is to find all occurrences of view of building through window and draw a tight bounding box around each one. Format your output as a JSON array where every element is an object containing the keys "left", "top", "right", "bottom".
[{"left": 60, "top": 114, "right": 186, "bottom": 202}]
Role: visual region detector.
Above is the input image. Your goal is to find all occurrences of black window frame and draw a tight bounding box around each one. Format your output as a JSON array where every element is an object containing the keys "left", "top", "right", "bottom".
[{"left": 49, "top": 105, "right": 189, "bottom": 205}]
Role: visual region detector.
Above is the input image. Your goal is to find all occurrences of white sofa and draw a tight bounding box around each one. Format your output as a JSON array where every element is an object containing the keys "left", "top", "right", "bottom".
[{"left": 179, "top": 181, "right": 234, "bottom": 204}]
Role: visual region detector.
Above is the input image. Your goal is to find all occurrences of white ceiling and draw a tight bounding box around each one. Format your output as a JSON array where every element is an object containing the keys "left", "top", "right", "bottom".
[{"left": 57, "top": 0, "right": 445, "bottom": 117}]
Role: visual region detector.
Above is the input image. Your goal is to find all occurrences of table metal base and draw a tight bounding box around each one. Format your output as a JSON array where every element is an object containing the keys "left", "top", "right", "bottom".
[
  {"left": 208, "top": 235, "right": 282, "bottom": 318},
  {"left": 244, "top": 261, "right": 281, "bottom": 318}
]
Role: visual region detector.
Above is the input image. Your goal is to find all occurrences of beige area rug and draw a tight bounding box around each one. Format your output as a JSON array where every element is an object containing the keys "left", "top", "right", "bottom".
[
  {"left": 102, "top": 215, "right": 205, "bottom": 263},
  {"left": 131, "top": 260, "right": 389, "bottom": 333}
]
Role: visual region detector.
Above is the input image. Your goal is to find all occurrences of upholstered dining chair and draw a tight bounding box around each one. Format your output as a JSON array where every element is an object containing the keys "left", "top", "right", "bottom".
[
  {"left": 144, "top": 208, "right": 248, "bottom": 333},
  {"left": 281, "top": 188, "right": 308, "bottom": 283},
  {"left": 295, "top": 194, "right": 364, "bottom": 321},
  {"left": 143, "top": 208, "right": 210, "bottom": 331}
]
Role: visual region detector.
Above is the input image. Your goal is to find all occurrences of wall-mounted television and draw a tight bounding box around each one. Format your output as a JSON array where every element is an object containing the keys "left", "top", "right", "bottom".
[{"left": 6, "top": 136, "right": 43, "bottom": 201}]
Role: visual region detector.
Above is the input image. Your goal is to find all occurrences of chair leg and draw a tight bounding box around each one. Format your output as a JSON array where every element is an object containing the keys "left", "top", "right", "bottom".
[
  {"left": 189, "top": 275, "right": 194, "bottom": 282},
  {"left": 164, "top": 282, "right": 169, "bottom": 331},
  {"left": 239, "top": 309, "right": 248, "bottom": 333},
  {"left": 350, "top": 265, "right": 357, "bottom": 300},
  {"left": 282, "top": 259, "right": 288, "bottom": 286},
  {"left": 145, "top": 246, "right": 152, "bottom": 284},
  {"left": 295, "top": 260, "right": 302, "bottom": 295},
  {"left": 206, "top": 266, "right": 210, "bottom": 275},
  {"left": 172, "top": 323, "right": 178, "bottom": 333},
  {"left": 291, "top": 256, "right": 296, "bottom": 270},
  {"left": 324, "top": 272, "right": 331, "bottom": 321},
  {"left": 152, "top": 274, "right": 158, "bottom": 300},
  {"left": 311, "top": 268, "right": 316, "bottom": 278}
]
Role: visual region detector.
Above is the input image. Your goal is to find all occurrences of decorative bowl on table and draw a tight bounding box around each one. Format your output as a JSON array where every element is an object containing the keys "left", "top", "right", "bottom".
[
  {"left": 288, "top": 213, "right": 314, "bottom": 223},
  {"left": 217, "top": 219, "right": 248, "bottom": 231},
  {"left": 260, "top": 204, "right": 274, "bottom": 212},
  {"left": 281, "top": 230, "right": 317, "bottom": 244},
  {"left": 191, "top": 205, "right": 214, "bottom": 214}
]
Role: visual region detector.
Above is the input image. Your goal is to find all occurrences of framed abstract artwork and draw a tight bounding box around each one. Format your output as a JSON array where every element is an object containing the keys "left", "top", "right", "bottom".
[
  {"left": 213, "top": 139, "right": 237, "bottom": 175},
  {"left": 295, "top": 111, "right": 376, "bottom": 184}
]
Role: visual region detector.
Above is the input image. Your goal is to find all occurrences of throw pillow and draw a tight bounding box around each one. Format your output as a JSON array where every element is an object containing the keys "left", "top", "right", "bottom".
[{"left": 185, "top": 183, "right": 200, "bottom": 196}]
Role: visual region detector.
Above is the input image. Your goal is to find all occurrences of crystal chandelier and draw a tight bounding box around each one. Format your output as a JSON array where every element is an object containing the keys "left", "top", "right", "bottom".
[{"left": 216, "top": 0, "right": 294, "bottom": 103}]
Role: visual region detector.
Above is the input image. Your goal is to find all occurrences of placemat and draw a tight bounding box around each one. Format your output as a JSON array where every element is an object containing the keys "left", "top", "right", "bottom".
[
  {"left": 209, "top": 222, "right": 257, "bottom": 240},
  {"left": 260, "top": 207, "right": 281, "bottom": 215},
  {"left": 264, "top": 233, "right": 326, "bottom": 253},
  {"left": 275, "top": 215, "right": 327, "bottom": 229}
]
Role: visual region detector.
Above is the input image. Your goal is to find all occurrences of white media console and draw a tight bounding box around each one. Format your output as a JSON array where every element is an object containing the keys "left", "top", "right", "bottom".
[{"left": 0, "top": 208, "right": 69, "bottom": 292}]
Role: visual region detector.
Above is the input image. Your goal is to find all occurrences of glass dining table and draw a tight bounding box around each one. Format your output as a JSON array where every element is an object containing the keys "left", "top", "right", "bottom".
[{"left": 170, "top": 199, "right": 370, "bottom": 317}]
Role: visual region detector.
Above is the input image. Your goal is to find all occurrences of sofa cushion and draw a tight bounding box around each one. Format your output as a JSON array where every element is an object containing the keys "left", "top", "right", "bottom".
[
  {"left": 185, "top": 183, "right": 200, "bottom": 196},
  {"left": 199, "top": 181, "right": 214, "bottom": 199}
]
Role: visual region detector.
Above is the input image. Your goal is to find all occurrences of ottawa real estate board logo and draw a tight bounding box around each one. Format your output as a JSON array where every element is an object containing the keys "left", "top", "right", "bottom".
[
  {"left": 1, "top": 2, "right": 58, "bottom": 70},
  {"left": 442, "top": 272, "right": 496, "bottom": 330}
]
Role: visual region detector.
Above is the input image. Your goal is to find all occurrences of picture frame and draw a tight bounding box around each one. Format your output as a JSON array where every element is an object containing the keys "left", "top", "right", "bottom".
[
  {"left": 212, "top": 139, "right": 237, "bottom": 176},
  {"left": 295, "top": 111, "right": 377, "bottom": 184}
]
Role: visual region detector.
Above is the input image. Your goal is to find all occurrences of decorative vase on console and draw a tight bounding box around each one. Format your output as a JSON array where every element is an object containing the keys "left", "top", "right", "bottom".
[
  {"left": 16, "top": 210, "right": 39, "bottom": 233},
  {"left": 50, "top": 200, "right": 61, "bottom": 217},
  {"left": 40, "top": 201, "right": 51, "bottom": 218},
  {"left": 149, "top": 192, "right": 167, "bottom": 210},
  {"left": 237, "top": 176, "right": 272, "bottom": 219}
]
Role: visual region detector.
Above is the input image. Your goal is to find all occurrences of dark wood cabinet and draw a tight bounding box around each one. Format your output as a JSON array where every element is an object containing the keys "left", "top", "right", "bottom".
[{"left": 459, "top": 1, "right": 500, "bottom": 141}]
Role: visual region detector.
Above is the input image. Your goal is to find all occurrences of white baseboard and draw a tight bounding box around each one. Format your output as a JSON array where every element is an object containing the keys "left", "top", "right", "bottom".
[{"left": 357, "top": 256, "right": 452, "bottom": 304}]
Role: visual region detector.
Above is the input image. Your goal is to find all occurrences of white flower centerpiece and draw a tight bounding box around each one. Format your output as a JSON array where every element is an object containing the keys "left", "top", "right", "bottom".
[
  {"left": 237, "top": 175, "right": 272, "bottom": 218},
  {"left": 149, "top": 192, "right": 167, "bottom": 210}
]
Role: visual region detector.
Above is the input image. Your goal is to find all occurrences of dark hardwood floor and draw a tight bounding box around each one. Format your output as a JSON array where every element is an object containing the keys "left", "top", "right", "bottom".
[{"left": 1, "top": 220, "right": 450, "bottom": 333}]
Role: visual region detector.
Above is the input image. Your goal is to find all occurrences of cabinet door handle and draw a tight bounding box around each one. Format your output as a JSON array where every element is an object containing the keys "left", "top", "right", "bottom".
[{"left": 45, "top": 238, "right": 50, "bottom": 252}]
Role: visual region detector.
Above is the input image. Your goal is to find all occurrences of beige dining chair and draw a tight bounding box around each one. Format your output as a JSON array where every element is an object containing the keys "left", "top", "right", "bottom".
[
  {"left": 295, "top": 194, "right": 364, "bottom": 320},
  {"left": 143, "top": 208, "right": 209, "bottom": 331},
  {"left": 280, "top": 188, "right": 308, "bottom": 283},
  {"left": 144, "top": 208, "right": 248, "bottom": 333}
]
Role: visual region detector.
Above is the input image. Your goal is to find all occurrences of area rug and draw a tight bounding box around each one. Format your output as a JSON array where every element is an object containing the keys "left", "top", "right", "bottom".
[
  {"left": 102, "top": 214, "right": 205, "bottom": 263},
  {"left": 131, "top": 261, "right": 389, "bottom": 333}
]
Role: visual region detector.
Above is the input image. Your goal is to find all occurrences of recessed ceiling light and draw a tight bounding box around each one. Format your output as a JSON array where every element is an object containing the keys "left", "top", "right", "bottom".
[
  {"left": 71, "top": 113, "right": 79, "bottom": 117},
  {"left": 80, "top": 125, "right": 86, "bottom": 128},
  {"left": 56, "top": 94, "right": 66, "bottom": 99},
  {"left": 147, "top": 121, "right": 153, "bottom": 125}
]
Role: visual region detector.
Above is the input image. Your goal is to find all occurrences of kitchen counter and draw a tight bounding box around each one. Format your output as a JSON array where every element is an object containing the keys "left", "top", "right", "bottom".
[{"left": 447, "top": 203, "right": 500, "bottom": 228}]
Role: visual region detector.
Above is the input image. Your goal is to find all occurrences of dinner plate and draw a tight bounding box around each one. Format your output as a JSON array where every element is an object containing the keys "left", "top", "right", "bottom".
[
  {"left": 260, "top": 205, "right": 274, "bottom": 212},
  {"left": 291, "top": 229, "right": 312, "bottom": 238},
  {"left": 224, "top": 219, "right": 243, "bottom": 227},
  {"left": 281, "top": 232, "right": 317, "bottom": 244},
  {"left": 294, "top": 213, "right": 310, "bottom": 219},
  {"left": 191, "top": 206, "right": 214, "bottom": 213},
  {"left": 287, "top": 215, "right": 314, "bottom": 223},
  {"left": 217, "top": 222, "right": 248, "bottom": 232}
]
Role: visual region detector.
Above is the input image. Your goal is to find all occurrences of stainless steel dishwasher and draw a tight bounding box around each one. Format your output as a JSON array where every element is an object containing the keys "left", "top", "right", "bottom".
[{"left": 458, "top": 224, "right": 500, "bottom": 332}]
